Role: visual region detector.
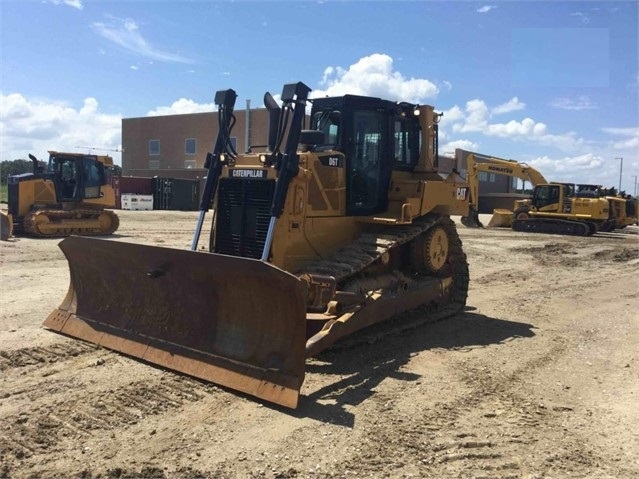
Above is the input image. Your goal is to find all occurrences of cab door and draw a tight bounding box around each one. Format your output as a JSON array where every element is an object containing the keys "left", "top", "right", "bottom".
[{"left": 345, "top": 109, "right": 392, "bottom": 216}]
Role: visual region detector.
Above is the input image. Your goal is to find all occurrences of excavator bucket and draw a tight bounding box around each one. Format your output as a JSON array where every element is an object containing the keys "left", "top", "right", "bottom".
[
  {"left": 460, "top": 209, "right": 483, "bottom": 228},
  {"left": 43, "top": 236, "right": 308, "bottom": 408},
  {"left": 487, "top": 209, "right": 513, "bottom": 228}
]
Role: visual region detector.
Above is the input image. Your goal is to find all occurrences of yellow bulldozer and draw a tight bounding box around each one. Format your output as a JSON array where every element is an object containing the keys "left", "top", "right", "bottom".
[
  {"left": 0, "top": 151, "right": 119, "bottom": 239},
  {"left": 44, "top": 82, "right": 471, "bottom": 408}
]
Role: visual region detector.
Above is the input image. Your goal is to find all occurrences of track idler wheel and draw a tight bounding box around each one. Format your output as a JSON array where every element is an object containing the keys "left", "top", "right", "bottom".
[
  {"left": 410, "top": 226, "right": 449, "bottom": 274},
  {"left": 513, "top": 206, "right": 531, "bottom": 220}
]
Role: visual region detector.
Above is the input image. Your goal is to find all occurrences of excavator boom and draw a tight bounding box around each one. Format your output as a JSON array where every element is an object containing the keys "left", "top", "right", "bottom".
[{"left": 461, "top": 153, "right": 548, "bottom": 228}]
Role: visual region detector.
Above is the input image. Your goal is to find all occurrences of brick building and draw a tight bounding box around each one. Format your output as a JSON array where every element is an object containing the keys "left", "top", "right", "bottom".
[
  {"left": 120, "top": 110, "right": 521, "bottom": 213},
  {"left": 121, "top": 104, "right": 271, "bottom": 180}
]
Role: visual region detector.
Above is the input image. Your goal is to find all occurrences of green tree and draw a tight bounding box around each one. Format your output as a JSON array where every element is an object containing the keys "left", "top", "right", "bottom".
[{"left": 0, "top": 159, "right": 47, "bottom": 183}]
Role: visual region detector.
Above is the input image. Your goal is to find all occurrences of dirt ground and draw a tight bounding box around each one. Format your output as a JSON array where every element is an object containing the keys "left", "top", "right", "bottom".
[{"left": 0, "top": 209, "right": 637, "bottom": 479}]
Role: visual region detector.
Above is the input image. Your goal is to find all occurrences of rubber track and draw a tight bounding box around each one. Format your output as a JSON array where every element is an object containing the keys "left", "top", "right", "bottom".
[
  {"left": 299, "top": 214, "right": 469, "bottom": 335},
  {"left": 23, "top": 209, "right": 119, "bottom": 237},
  {"left": 512, "top": 218, "right": 592, "bottom": 236}
]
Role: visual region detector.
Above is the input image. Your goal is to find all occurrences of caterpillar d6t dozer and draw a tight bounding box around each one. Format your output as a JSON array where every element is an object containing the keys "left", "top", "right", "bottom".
[
  {"left": 5, "top": 151, "right": 119, "bottom": 238},
  {"left": 44, "top": 82, "right": 470, "bottom": 408}
]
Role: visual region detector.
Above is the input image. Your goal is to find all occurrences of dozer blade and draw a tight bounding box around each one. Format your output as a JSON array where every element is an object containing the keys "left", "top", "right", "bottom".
[
  {"left": 44, "top": 236, "right": 308, "bottom": 408},
  {"left": 0, "top": 211, "right": 12, "bottom": 241},
  {"left": 487, "top": 209, "right": 513, "bottom": 228}
]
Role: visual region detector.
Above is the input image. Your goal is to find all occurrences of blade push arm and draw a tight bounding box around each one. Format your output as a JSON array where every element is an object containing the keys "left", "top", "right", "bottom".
[
  {"left": 191, "top": 89, "right": 238, "bottom": 250},
  {"left": 261, "top": 82, "right": 311, "bottom": 261}
]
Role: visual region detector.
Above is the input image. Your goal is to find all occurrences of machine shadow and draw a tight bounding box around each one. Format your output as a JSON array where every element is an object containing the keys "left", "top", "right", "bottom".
[{"left": 293, "top": 311, "right": 535, "bottom": 424}]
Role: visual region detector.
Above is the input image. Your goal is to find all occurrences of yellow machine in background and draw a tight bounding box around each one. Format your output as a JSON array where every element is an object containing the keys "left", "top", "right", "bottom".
[
  {"left": 3, "top": 151, "right": 119, "bottom": 238},
  {"left": 460, "top": 154, "right": 548, "bottom": 228},
  {"left": 511, "top": 182, "right": 613, "bottom": 236},
  {"left": 574, "top": 185, "right": 638, "bottom": 232},
  {"left": 44, "top": 82, "right": 471, "bottom": 408},
  {"left": 460, "top": 154, "right": 617, "bottom": 236}
]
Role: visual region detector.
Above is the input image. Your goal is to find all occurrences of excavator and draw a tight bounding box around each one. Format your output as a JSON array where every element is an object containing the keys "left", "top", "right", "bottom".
[
  {"left": 460, "top": 154, "right": 615, "bottom": 236},
  {"left": 460, "top": 153, "right": 548, "bottom": 228},
  {"left": 1, "top": 151, "right": 119, "bottom": 239},
  {"left": 511, "top": 182, "right": 613, "bottom": 235},
  {"left": 44, "top": 82, "right": 471, "bottom": 408}
]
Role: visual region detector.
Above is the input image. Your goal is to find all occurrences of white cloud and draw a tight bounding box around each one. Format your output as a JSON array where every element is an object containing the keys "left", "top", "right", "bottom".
[
  {"left": 445, "top": 97, "right": 586, "bottom": 151},
  {"left": 0, "top": 93, "right": 122, "bottom": 164},
  {"left": 477, "top": 5, "right": 497, "bottom": 13},
  {"left": 441, "top": 140, "right": 479, "bottom": 156},
  {"left": 529, "top": 153, "right": 605, "bottom": 178},
  {"left": 147, "top": 99, "right": 216, "bottom": 116},
  {"left": 486, "top": 118, "right": 547, "bottom": 137},
  {"left": 492, "top": 97, "right": 525, "bottom": 115},
  {"left": 601, "top": 126, "right": 639, "bottom": 150},
  {"left": 47, "top": 0, "right": 83, "bottom": 9},
  {"left": 91, "top": 17, "right": 193, "bottom": 64},
  {"left": 452, "top": 99, "right": 489, "bottom": 133},
  {"left": 439, "top": 105, "right": 465, "bottom": 124},
  {"left": 549, "top": 96, "right": 598, "bottom": 110},
  {"left": 312, "top": 54, "right": 439, "bottom": 103},
  {"left": 602, "top": 127, "right": 639, "bottom": 137}
]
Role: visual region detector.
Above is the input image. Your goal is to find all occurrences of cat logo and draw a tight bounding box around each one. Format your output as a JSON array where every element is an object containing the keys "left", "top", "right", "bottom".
[{"left": 456, "top": 187, "right": 468, "bottom": 200}]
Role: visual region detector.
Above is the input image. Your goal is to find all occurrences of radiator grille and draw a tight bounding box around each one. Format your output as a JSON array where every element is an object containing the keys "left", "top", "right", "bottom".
[{"left": 213, "top": 178, "right": 275, "bottom": 259}]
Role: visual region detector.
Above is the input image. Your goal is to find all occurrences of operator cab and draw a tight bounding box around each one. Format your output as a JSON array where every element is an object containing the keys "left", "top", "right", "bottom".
[
  {"left": 531, "top": 184, "right": 561, "bottom": 209},
  {"left": 310, "top": 95, "right": 422, "bottom": 216},
  {"left": 47, "top": 153, "right": 106, "bottom": 202}
]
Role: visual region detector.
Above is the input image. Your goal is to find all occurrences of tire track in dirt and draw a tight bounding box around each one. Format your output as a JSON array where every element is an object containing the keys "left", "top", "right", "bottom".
[
  {"left": 0, "top": 341, "right": 96, "bottom": 372},
  {"left": 324, "top": 338, "right": 617, "bottom": 479},
  {"left": 0, "top": 372, "right": 213, "bottom": 474},
  {"left": 0, "top": 337, "right": 224, "bottom": 476}
]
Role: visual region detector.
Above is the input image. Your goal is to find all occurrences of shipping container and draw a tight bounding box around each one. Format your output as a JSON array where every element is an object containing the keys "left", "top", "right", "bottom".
[
  {"left": 108, "top": 176, "right": 153, "bottom": 209},
  {"left": 121, "top": 194, "right": 154, "bottom": 211},
  {"left": 152, "top": 177, "right": 200, "bottom": 211}
]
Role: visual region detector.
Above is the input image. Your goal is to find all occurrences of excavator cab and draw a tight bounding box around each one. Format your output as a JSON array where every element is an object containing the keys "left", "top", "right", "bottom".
[{"left": 530, "top": 184, "right": 562, "bottom": 210}]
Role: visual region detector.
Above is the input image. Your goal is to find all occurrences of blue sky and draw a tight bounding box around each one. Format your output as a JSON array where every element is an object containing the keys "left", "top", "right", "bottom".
[{"left": 1, "top": 0, "right": 638, "bottom": 193}]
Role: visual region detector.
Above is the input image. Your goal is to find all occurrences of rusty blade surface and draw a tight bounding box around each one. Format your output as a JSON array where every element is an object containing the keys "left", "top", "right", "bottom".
[{"left": 44, "top": 236, "right": 308, "bottom": 408}]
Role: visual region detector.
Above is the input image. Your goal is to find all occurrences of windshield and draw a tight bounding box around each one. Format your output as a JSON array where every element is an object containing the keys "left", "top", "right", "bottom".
[{"left": 311, "top": 110, "right": 341, "bottom": 148}]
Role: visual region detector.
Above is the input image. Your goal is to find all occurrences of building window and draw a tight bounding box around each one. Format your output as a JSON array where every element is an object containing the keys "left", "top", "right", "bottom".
[
  {"left": 149, "top": 139, "right": 160, "bottom": 156},
  {"left": 185, "top": 138, "right": 197, "bottom": 155},
  {"left": 149, "top": 159, "right": 160, "bottom": 169},
  {"left": 215, "top": 137, "right": 237, "bottom": 152},
  {"left": 184, "top": 160, "right": 196, "bottom": 169},
  {"left": 479, "top": 172, "right": 488, "bottom": 181}
]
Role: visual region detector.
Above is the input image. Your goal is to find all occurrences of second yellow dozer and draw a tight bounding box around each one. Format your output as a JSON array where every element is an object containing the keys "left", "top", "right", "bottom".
[{"left": 44, "top": 83, "right": 471, "bottom": 408}]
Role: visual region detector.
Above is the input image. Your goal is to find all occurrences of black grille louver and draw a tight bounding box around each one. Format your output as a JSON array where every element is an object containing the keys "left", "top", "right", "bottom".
[
  {"left": 8, "top": 181, "right": 19, "bottom": 216},
  {"left": 213, "top": 178, "right": 275, "bottom": 259}
]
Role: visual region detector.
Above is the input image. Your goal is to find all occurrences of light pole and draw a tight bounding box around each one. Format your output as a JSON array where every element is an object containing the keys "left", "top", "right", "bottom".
[
  {"left": 614, "top": 157, "right": 623, "bottom": 191},
  {"left": 633, "top": 175, "right": 637, "bottom": 197}
]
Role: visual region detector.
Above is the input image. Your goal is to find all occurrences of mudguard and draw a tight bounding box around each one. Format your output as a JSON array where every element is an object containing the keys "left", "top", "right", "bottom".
[{"left": 44, "top": 236, "right": 308, "bottom": 408}]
